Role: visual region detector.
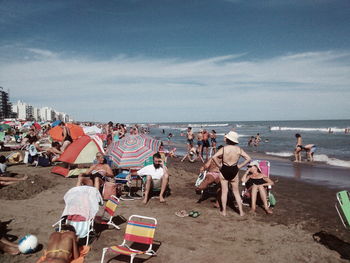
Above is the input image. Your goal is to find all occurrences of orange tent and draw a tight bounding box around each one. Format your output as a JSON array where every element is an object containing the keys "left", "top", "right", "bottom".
[{"left": 49, "top": 123, "right": 85, "bottom": 142}]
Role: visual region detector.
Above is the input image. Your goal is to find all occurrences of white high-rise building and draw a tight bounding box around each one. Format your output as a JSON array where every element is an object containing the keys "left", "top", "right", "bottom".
[
  {"left": 12, "top": 100, "right": 33, "bottom": 120},
  {"left": 40, "top": 107, "right": 55, "bottom": 122}
]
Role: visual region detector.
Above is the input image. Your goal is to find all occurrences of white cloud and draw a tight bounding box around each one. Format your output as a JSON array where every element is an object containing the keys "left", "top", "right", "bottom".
[{"left": 0, "top": 47, "right": 349, "bottom": 122}]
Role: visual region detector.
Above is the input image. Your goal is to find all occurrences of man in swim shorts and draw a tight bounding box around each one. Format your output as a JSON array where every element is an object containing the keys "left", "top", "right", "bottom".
[
  {"left": 202, "top": 129, "right": 210, "bottom": 161},
  {"left": 186, "top": 127, "right": 194, "bottom": 151},
  {"left": 304, "top": 144, "right": 317, "bottom": 162}
]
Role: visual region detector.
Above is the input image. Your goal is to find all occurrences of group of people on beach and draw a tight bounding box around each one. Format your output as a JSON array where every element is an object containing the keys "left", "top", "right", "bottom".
[
  {"left": 0, "top": 120, "right": 279, "bottom": 262},
  {"left": 181, "top": 127, "right": 217, "bottom": 162},
  {"left": 294, "top": 133, "right": 317, "bottom": 162},
  {"left": 194, "top": 131, "right": 274, "bottom": 216}
]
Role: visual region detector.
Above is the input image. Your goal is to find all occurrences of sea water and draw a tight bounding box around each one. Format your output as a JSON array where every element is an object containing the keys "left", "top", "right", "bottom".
[{"left": 148, "top": 119, "right": 350, "bottom": 168}]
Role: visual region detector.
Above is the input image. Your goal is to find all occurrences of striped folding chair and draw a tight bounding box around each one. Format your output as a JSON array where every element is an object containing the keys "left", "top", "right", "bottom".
[
  {"left": 100, "top": 215, "right": 157, "bottom": 263},
  {"left": 335, "top": 190, "right": 350, "bottom": 229},
  {"left": 95, "top": 195, "right": 120, "bottom": 230}
]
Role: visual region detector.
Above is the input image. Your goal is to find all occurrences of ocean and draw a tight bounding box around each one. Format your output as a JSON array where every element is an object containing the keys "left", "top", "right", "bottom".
[{"left": 148, "top": 119, "right": 350, "bottom": 168}]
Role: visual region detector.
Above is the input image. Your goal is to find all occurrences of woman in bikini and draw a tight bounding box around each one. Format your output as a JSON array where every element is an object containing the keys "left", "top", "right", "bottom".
[
  {"left": 241, "top": 161, "right": 274, "bottom": 214},
  {"left": 212, "top": 131, "right": 251, "bottom": 216},
  {"left": 76, "top": 152, "right": 113, "bottom": 190},
  {"left": 294, "top": 133, "right": 303, "bottom": 162},
  {"left": 42, "top": 225, "right": 79, "bottom": 263}
]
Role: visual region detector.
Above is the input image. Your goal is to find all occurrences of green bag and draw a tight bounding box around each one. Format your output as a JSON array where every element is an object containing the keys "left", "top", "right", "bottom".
[{"left": 268, "top": 192, "right": 277, "bottom": 206}]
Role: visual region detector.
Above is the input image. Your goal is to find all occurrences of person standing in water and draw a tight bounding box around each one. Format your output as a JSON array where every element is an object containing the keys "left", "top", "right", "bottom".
[{"left": 294, "top": 133, "right": 303, "bottom": 162}]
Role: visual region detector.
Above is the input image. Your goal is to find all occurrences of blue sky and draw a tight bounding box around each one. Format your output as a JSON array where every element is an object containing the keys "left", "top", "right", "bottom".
[{"left": 0, "top": 0, "right": 349, "bottom": 123}]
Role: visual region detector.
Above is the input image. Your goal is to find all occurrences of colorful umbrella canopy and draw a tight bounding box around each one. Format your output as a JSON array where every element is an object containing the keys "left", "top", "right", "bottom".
[
  {"left": 33, "top": 122, "right": 41, "bottom": 130},
  {"left": 107, "top": 134, "right": 161, "bottom": 169},
  {"left": 48, "top": 123, "right": 85, "bottom": 142},
  {"left": 0, "top": 124, "right": 12, "bottom": 132}
]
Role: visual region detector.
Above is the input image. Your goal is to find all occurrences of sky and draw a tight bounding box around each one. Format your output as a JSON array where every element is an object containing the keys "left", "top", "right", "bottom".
[{"left": 0, "top": 0, "right": 349, "bottom": 123}]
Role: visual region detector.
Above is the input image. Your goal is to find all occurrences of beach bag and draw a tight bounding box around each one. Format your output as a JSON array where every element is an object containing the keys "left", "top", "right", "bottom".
[
  {"left": 195, "top": 171, "right": 207, "bottom": 187},
  {"left": 37, "top": 155, "right": 51, "bottom": 167},
  {"left": 102, "top": 182, "right": 116, "bottom": 200},
  {"left": 268, "top": 192, "right": 277, "bottom": 206}
]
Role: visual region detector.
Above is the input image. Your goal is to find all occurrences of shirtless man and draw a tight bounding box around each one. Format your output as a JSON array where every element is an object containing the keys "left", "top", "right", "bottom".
[
  {"left": 304, "top": 144, "right": 317, "bottom": 162},
  {"left": 197, "top": 130, "right": 203, "bottom": 158},
  {"left": 186, "top": 127, "right": 194, "bottom": 151},
  {"left": 42, "top": 225, "right": 79, "bottom": 263},
  {"left": 202, "top": 130, "right": 210, "bottom": 161},
  {"left": 294, "top": 133, "right": 303, "bottom": 162}
]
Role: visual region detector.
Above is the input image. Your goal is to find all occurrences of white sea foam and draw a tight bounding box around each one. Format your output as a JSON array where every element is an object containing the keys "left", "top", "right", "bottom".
[
  {"left": 313, "top": 154, "right": 350, "bottom": 168},
  {"left": 266, "top": 152, "right": 350, "bottom": 168},
  {"left": 266, "top": 151, "right": 293, "bottom": 157},
  {"left": 188, "top": 123, "right": 229, "bottom": 128},
  {"left": 270, "top": 126, "right": 348, "bottom": 133}
]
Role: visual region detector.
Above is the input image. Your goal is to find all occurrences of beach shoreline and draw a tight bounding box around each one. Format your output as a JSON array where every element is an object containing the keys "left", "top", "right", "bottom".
[{"left": 1, "top": 155, "right": 349, "bottom": 262}]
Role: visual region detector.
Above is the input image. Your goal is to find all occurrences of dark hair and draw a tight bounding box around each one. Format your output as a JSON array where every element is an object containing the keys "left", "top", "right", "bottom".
[
  {"left": 0, "top": 155, "right": 6, "bottom": 164},
  {"left": 61, "top": 224, "right": 76, "bottom": 233},
  {"left": 212, "top": 130, "right": 216, "bottom": 133},
  {"left": 295, "top": 133, "right": 301, "bottom": 138},
  {"left": 226, "top": 138, "right": 237, "bottom": 145},
  {"left": 217, "top": 145, "right": 223, "bottom": 150},
  {"left": 153, "top": 152, "right": 161, "bottom": 159}
]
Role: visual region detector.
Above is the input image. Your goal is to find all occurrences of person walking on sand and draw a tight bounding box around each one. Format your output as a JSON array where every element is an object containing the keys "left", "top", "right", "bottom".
[
  {"left": 202, "top": 129, "right": 210, "bottom": 161},
  {"left": 186, "top": 127, "right": 194, "bottom": 151},
  {"left": 212, "top": 131, "right": 251, "bottom": 216},
  {"left": 210, "top": 130, "right": 217, "bottom": 154},
  {"left": 294, "top": 133, "right": 303, "bottom": 162}
]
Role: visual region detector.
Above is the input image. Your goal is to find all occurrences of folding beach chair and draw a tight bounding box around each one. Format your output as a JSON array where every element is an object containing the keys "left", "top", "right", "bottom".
[
  {"left": 53, "top": 186, "right": 103, "bottom": 245},
  {"left": 335, "top": 190, "right": 350, "bottom": 229},
  {"left": 115, "top": 169, "right": 143, "bottom": 200},
  {"left": 95, "top": 195, "right": 121, "bottom": 230},
  {"left": 241, "top": 160, "right": 273, "bottom": 207},
  {"left": 100, "top": 215, "right": 157, "bottom": 263},
  {"left": 139, "top": 158, "right": 170, "bottom": 199}
]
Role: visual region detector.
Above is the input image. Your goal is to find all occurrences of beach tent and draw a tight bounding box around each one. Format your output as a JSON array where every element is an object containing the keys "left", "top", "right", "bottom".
[
  {"left": 59, "top": 135, "right": 104, "bottom": 164},
  {"left": 51, "top": 135, "right": 104, "bottom": 177},
  {"left": 49, "top": 123, "right": 85, "bottom": 142}
]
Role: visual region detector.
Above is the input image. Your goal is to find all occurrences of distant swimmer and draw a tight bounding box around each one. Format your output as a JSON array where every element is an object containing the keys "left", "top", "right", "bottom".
[
  {"left": 294, "top": 133, "right": 303, "bottom": 162},
  {"left": 304, "top": 144, "right": 317, "bottom": 162}
]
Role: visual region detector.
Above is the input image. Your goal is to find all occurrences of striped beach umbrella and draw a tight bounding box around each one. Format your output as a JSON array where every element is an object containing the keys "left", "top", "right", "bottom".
[{"left": 107, "top": 134, "right": 161, "bottom": 169}]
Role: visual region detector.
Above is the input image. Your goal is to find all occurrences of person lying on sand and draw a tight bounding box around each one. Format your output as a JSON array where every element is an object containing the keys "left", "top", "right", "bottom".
[
  {"left": 241, "top": 161, "right": 274, "bottom": 214},
  {"left": 40, "top": 225, "right": 79, "bottom": 263},
  {"left": 0, "top": 220, "right": 20, "bottom": 255}
]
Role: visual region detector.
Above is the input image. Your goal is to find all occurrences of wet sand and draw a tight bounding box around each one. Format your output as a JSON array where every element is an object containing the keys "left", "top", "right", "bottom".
[{"left": 1, "top": 154, "right": 350, "bottom": 262}]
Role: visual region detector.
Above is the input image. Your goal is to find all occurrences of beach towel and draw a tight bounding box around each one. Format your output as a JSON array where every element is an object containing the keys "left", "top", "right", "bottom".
[{"left": 36, "top": 245, "right": 90, "bottom": 263}]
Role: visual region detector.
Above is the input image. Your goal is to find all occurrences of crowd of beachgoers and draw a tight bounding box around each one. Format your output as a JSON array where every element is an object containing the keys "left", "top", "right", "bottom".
[{"left": 0, "top": 120, "right": 348, "bottom": 262}]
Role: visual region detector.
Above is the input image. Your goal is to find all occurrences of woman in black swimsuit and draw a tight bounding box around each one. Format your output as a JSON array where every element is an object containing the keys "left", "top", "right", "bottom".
[
  {"left": 212, "top": 131, "right": 251, "bottom": 216},
  {"left": 241, "top": 160, "right": 274, "bottom": 214}
]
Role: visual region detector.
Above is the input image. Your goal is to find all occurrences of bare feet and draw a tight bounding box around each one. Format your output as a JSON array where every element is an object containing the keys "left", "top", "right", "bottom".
[
  {"left": 265, "top": 208, "right": 273, "bottom": 214},
  {"left": 239, "top": 211, "right": 245, "bottom": 217},
  {"left": 249, "top": 209, "right": 256, "bottom": 214},
  {"left": 22, "top": 175, "right": 28, "bottom": 180},
  {"left": 159, "top": 197, "right": 166, "bottom": 203},
  {"left": 219, "top": 210, "right": 227, "bottom": 216},
  {"left": 142, "top": 198, "right": 148, "bottom": 204}
]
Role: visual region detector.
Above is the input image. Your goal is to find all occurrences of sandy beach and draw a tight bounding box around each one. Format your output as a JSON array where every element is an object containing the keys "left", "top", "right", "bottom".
[{"left": 1, "top": 151, "right": 350, "bottom": 263}]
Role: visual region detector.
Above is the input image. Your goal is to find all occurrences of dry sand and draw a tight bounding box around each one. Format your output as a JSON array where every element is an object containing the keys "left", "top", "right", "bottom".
[{"left": 1, "top": 156, "right": 350, "bottom": 263}]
